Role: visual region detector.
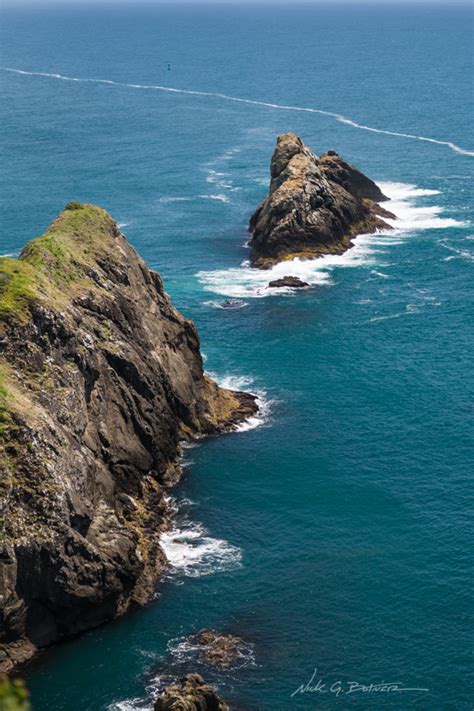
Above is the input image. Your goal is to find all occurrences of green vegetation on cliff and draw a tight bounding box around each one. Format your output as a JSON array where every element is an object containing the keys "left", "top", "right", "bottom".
[
  {"left": 0, "top": 203, "right": 118, "bottom": 327},
  {"left": 0, "top": 676, "right": 30, "bottom": 711}
]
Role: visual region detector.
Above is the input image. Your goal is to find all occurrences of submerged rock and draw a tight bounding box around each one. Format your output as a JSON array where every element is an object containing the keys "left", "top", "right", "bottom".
[
  {"left": 194, "top": 629, "right": 248, "bottom": 668},
  {"left": 0, "top": 203, "right": 257, "bottom": 672},
  {"left": 249, "top": 132, "right": 395, "bottom": 268},
  {"left": 220, "top": 299, "right": 244, "bottom": 309},
  {"left": 268, "top": 276, "right": 309, "bottom": 289},
  {"left": 154, "top": 674, "right": 229, "bottom": 711}
]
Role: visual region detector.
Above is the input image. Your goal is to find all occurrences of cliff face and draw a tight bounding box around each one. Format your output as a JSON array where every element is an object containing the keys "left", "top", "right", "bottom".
[
  {"left": 0, "top": 204, "right": 256, "bottom": 672},
  {"left": 249, "top": 133, "right": 394, "bottom": 268}
]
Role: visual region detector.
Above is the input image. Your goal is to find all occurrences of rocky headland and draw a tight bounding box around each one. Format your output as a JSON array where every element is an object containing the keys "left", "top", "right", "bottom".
[
  {"left": 249, "top": 132, "right": 395, "bottom": 268},
  {"left": 0, "top": 203, "right": 257, "bottom": 672}
]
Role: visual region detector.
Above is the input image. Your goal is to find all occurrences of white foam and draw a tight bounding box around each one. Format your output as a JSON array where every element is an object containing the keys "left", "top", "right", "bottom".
[
  {"left": 206, "top": 170, "right": 230, "bottom": 187},
  {"left": 378, "top": 182, "right": 469, "bottom": 231},
  {"left": 203, "top": 299, "right": 249, "bottom": 309},
  {"left": 167, "top": 634, "right": 256, "bottom": 669},
  {"left": 158, "top": 196, "right": 193, "bottom": 203},
  {"left": 109, "top": 676, "right": 163, "bottom": 711},
  {"left": 213, "top": 373, "right": 273, "bottom": 432},
  {"left": 205, "top": 168, "right": 240, "bottom": 194},
  {"left": 158, "top": 193, "right": 230, "bottom": 204},
  {"left": 160, "top": 522, "right": 242, "bottom": 578},
  {"left": 110, "top": 700, "right": 152, "bottom": 711},
  {"left": 200, "top": 193, "right": 230, "bottom": 203},
  {"left": 439, "top": 240, "right": 474, "bottom": 262},
  {"left": 3, "top": 67, "right": 473, "bottom": 157},
  {"left": 371, "top": 270, "right": 391, "bottom": 279},
  {"left": 198, "top": 181, "right": 470, "bottom": 299},
  {"left": 198, "top": 261, "right": 332, "bottom": 298}
]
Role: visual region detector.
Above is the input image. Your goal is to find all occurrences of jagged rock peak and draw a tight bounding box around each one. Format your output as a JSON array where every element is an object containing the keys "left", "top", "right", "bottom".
[
  {"left": 270, "top": 131, "right": 315, "bottom": 180},
  {"left": 249, "top": 133, "right": 394, "bottom": 268}
]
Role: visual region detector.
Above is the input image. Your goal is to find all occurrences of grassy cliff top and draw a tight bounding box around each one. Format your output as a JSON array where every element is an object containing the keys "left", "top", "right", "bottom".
[
  {"left": 0, "top": 202, "right": 120, "bottom": 456},
  {"left": 0, "top": 203, "right": 118, "bottom": 326}
]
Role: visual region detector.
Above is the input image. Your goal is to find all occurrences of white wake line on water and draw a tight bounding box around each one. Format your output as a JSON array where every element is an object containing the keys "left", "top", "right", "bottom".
[{"left": 2, "top": 67, "right": 473, "bottom": 157}]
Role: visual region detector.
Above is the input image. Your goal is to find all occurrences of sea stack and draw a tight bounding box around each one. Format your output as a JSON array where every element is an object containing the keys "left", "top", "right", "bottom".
[
  {"left": 0, "top": 203, "right": 257, "bottom": 672},
  {"left": 249, "top": 132, "right": 394, "bottom": 268}
]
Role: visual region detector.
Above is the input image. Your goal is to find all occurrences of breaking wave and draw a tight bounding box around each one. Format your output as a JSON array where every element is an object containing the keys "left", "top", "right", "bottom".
[
  {"left": 167, "top": 634, "right": 256, "bottom": 670},
  {"left": 160, "top": 523, "right": 242, "bottom": 579},
  {"left": 197, "top": 182, "right": 470, "bottom": 299},
  {"left": 3, "top": 67, "right": 473, "bottom": 157},
  {"left": 213, "top": 373, "right": 273, "bottom": 432}
]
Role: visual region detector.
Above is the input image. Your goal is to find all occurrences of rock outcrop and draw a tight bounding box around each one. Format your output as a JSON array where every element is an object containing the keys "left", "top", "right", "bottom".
[
  {"left": 0, "top": 203, "right": 257, "bottom": 672},
  {"left": 154, "top": 674, "right": 229, "bottom": 711},
  {"left": 249, "top": 133, "right": 395, "bottom": 268},
  {"left": 192, "top": 629, "right": 249, "bottom": 668},
  {"left": 268, "top": 276, "right": 309, "bottom": 289}
]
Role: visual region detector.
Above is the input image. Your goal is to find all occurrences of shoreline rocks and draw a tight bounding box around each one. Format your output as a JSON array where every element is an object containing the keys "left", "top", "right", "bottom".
[
  {"left": 0, "top": 203, "right": 257, "bottom": 673},
  {"left": 154, "top": 674, "right": 229, "bottom": 711},
  {"left": 249, "top": 132, "right": 395, "bottom": 268}
]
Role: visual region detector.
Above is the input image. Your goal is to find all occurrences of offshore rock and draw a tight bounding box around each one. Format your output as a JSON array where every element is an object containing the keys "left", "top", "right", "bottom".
[
  {"left": 193, "top": 629, "right": 249, "bottom": 668},
  {"left": 268, "top": 276, "right": 309, "bottom": 289},
  {"left": 249, "top": 132, "right": 395, "bottom": 268},
  {"left": 154, "top": 674, "right": 229, "bottom": 711},
  {"left": 0, "top": 203, "right": 257, "bottom": 672}
]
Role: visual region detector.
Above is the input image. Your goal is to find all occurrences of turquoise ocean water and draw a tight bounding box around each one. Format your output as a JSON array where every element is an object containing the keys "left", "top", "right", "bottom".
[{"left": 1, "top": 3, "right": 473, "bottom": 709}]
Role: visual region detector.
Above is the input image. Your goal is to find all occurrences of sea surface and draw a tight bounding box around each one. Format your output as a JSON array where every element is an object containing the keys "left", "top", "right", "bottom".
[{"left": 1, "top": 3, "right": 473, "bottom": 710}]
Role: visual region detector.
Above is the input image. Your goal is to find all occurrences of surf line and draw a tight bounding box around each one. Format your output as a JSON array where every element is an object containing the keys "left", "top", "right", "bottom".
[{"left": 2, "top": 66, "right": 473, "bottom": 158}]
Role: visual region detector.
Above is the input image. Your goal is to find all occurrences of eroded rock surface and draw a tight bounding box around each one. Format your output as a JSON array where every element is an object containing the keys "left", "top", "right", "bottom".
[
  {"left": 0, "top": 204, "right": 257, "bottom": 672},
  {"left": 193, "top": 629, "right": 249, "bottom": 668},
  {"left": 249, "top": 132, "right": 395, "bottom": 268},
  {"left": 154, "top": 674, "right": 229, "bottom": 711}
]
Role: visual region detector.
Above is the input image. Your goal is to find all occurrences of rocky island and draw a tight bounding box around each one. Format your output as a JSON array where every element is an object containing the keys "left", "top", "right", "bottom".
[
  {"left": 154, "top": 674, "right": 229, "bottom": 711},
  {"left": 249, "top": 132, "right": 395, "bottom": 268},
  {"left": 0, "top": 203, "right": 257, "bottom": 672}
]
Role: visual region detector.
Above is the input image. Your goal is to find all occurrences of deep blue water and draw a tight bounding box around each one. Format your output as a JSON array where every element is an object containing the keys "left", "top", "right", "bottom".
[{"left": 1, "top": 3, "right": 473, "bottom": 710}]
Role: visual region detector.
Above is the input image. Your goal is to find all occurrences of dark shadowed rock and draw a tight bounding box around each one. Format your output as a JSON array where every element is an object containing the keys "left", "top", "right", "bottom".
[
  {"left": 268, "top": 276, "right": 309, "bottom": 289},
  {"left": 0, "top": 204, "right": 257, "bottom": 672},
  {"left": 154, "top": 674, "right": 229, "bottom": 711},
  {"left": 249, "top": 132, "right": 395, "bottom": 268},
  {"left": 319, "top": 150, "right": 389, "bottom": 202}
]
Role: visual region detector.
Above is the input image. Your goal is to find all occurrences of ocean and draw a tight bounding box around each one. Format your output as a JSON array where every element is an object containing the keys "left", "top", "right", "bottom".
[{"left": 0, "top": 3, "right": 473, "bottom": 709}]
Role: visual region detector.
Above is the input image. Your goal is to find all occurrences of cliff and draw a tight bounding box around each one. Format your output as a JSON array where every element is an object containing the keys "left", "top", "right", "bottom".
[
  {"left": 249, "top": 133, "right": 395, "bottom": 268},
  {"left": 0, "top": 203, "right": 257, "bottom": 672}
]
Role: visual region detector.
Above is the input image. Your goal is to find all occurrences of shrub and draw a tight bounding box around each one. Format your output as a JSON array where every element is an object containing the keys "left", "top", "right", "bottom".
[{"left": 0, "top": 676, "right": 31, "bottom": 711}]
